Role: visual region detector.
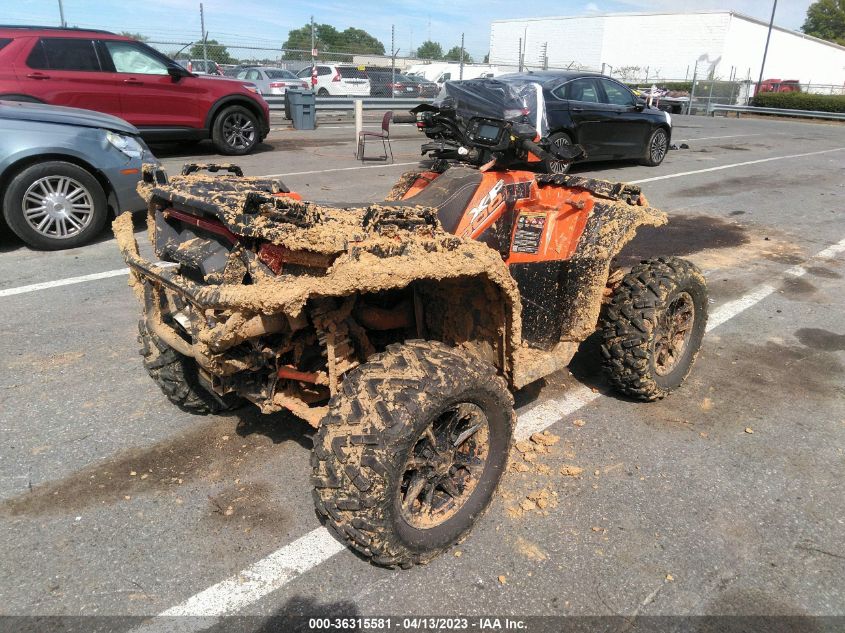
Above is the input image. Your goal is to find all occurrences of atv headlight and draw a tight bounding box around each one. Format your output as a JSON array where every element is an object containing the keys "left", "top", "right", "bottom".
[{"left": 106, "top": 131, "right": 144, "bottom": 159}]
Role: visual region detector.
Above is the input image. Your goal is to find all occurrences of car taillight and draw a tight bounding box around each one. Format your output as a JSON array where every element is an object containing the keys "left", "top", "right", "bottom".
[
  {"left": 332, "top": 70, "right": 341, "bottom": 82},
  {"left": 269, "top": 82, "right": 287, "bottom": 88}
]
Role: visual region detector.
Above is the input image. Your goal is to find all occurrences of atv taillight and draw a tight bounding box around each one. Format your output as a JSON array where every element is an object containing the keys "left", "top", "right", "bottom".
[
  {"left": 332, "top": 70, "right": 341, "bottom": 82},
  {"left": 258, "top": 242, "right": 285, "bottom": 274},
  {"left": 257, "top": 241, "right": 335, "bottom": 273}
]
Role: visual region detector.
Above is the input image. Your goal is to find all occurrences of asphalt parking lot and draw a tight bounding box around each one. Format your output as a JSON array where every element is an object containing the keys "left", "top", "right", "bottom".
[{"left": 0, "top": 112, "right": 843, "bottom": 631}]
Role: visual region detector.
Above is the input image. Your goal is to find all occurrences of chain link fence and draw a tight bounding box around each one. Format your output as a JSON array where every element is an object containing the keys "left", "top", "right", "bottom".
[{"left": 145, "top": 39, "right": 451, "bottom": 75}]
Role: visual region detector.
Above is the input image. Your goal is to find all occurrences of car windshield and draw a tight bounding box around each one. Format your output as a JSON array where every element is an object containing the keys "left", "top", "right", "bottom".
[
  {"left": 338, "top": 67, "right": 367, "bottom": 79},
  {"left": 265, "top": 69, "right": 297, "bottom": 79},
  {"left": 434, "top": 77, "right": 549, "bottom": 137}
]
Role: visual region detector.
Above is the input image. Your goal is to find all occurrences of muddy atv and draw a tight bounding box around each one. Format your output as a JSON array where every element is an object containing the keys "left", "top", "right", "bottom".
[{"left": 114, "top": 80, "right": 707, "bottom": 568}]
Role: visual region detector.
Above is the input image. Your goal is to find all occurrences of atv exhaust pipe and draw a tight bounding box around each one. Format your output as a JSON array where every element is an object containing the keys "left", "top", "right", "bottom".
[{"left": 355, "top": 300, "right": 414, "bottom": 331}]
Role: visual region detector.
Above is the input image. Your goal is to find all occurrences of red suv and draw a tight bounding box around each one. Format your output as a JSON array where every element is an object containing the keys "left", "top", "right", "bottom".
[{"left": 0, "top": 26, "right": 270, "bottom": 155}]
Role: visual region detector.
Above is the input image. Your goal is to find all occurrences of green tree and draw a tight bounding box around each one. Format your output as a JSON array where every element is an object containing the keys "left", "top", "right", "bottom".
[
  {"left": 119, "top": 31, "right": 149, "bottom": 42},
  {"left": 282, "top": 23, "right": 385, "bottom": 60},
  {"left": 802, "top": 0, "right": 845, "bottom": 44},
  {"left": 189, "top": 39, "right": 234, "bottom": 64},
  {"left": 416, "top": 40, "right": 443, "bottom": 60},
  {"left": 334, "top": 27, "right": 385, "bottom": 53},
  {"left": 483, "top": 53, "right": 489, "bottom": 64},
  {"left": 444, "top": 46, "right": 473, "bottom": 63}
]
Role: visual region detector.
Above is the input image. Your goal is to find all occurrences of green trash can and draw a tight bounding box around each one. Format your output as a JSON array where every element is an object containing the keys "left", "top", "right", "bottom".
[
  {"left": 290, "top": 90, "right": 316, "bottom": 130},
  {"left": 284, "top": 87, "right": 302, "bottom": 120}
]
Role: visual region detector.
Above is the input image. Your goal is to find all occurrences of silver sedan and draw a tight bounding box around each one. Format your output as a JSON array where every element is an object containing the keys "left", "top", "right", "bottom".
[
  {"left": 235, "top": 67, "right": 310, "bottom": 95},
  {"left": 0, "top": 100, "right": 157, "bottom": 250}
]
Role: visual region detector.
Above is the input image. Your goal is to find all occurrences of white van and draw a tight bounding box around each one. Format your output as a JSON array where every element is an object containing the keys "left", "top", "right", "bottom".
[{"left": 405, "top": 63, "right": 500, "bottom": 85}]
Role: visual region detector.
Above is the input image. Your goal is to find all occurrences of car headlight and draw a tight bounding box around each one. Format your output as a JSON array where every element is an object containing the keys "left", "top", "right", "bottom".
[
  {"left": 106, "top": 131, "right": 144, "bottom": 159},
  {"left": 665, "top": 111, "right": 672, "bottom": 127},
  {"left": 243, "top": 83, "right": 260, "bottom": 94}
]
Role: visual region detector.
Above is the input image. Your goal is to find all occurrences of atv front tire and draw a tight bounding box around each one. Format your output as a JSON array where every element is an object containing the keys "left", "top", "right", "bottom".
[
  {"left": 600, "top": 257, "right": 707, "bottom": 400},
  {"left": 138, "top": 320, "right": 240, "bottom": 414},
  {"left": 312, "top": 340, "right": 514, "bottom": 568}
]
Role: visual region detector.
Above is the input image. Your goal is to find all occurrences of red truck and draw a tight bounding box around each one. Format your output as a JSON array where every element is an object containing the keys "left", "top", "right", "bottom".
[
  {"left": 755, "top": 78, "right": 801, "bottom": 95},
  {"left": 0, "top": 26, "right": 270, "bottom": 155}
]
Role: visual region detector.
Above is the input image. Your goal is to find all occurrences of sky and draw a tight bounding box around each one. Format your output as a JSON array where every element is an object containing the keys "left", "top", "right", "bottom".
[{"left": 2, "top": 0, "right": 815, "bottom": 60}]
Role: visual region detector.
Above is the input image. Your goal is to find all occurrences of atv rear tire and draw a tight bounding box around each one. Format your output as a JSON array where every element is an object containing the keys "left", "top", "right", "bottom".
[
  {"left": 312, "top": 340, "right": 514, "bottom": 568},
  {"left": 600, "top": 257, "right": 707, "bottom": 401},
  {"left": 138, "top": 320, "right": 240, "bottom": 414}
]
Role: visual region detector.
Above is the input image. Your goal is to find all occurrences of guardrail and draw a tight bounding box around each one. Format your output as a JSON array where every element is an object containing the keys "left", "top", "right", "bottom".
[
  {"left": 709, "top": 104, "right": 845, "bottom": 121},
  {"left": 264, "top": 96, "right": 430, "bottom": 112}
]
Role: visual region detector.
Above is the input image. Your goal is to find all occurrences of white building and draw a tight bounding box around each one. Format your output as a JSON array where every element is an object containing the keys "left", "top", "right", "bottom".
[{"left": 489, "top": 11, "right": 845, "bottom": 86}]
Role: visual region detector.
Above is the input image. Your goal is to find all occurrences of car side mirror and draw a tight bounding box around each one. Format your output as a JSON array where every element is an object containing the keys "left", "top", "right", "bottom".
[
  {"left": 633, "top": 102, "right": 645, "bottom": 111},
  {"left": 168, "top": 66, "right": 186, "bottom": 81}
]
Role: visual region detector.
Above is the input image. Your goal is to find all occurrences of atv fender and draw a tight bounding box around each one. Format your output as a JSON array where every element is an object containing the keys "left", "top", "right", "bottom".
[{"left": 559, "top": 200, "right": 667, "bottom": 343}]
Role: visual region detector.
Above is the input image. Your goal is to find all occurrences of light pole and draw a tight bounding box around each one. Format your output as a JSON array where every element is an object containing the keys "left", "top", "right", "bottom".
[
  {"left": 756, "top": 0, "right": 778, "bottom": 94},
  {"left": 57, "top": 0, "right": 66, "bottom": 27}
]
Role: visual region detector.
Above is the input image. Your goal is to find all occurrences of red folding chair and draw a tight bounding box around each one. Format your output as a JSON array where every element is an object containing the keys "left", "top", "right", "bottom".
[{"left": 358, "top": 111, "right": 394, "bottom": 162}]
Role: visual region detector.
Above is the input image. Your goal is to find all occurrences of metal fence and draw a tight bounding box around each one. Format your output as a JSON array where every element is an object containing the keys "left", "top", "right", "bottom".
[
  {"left": 620, "top": 79, "right": 844, "bottom": 116},
  {"left": 145, "top": 40, "right": 446, "bottom": 74}
]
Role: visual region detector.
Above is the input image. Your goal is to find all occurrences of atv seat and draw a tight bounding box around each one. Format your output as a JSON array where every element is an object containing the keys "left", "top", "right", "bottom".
[
  {"left": 324, "top": 167, "right": 482, "bottom": 234},
  {"left": 393, "top": 167, "right": 482, "bottom": 234}
]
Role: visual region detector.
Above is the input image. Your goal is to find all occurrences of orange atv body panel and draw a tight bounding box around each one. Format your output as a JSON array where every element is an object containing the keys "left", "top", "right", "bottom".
[{"left": 402, "top": 169, "right": 593, "bottom": 264}]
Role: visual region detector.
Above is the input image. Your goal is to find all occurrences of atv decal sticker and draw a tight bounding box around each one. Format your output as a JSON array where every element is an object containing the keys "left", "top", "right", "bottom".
[
  {"left": 511, "top": 211, "right": 546, "bottom": 254},
  {"left": 462, "top": 179, "right": 506, "bottom": 238}
]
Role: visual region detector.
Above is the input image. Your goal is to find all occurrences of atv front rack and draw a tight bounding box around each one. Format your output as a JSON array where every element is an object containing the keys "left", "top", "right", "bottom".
[{"left": 535, "top": 173, "right": 646, "bottom": 205}]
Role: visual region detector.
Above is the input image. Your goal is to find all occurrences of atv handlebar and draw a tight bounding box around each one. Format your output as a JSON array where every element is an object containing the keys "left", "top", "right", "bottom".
[
  {"left": 392, "top": 113, "right": 417, "bottom": 124},
  {"left": 406, "top": 107, "right": 586, "bottom": 169}
]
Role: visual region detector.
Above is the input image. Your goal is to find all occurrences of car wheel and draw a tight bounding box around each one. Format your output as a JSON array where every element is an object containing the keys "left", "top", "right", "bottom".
[
  {"left": 2, "top": 161, "right": 107, "bottom": 250},
  {"left": 547, "top": 132, "right": 574, "bottom": 174},
  {"left": 211, "top": 105, "right": 259, "bottom": 155},
  {"left": 317, "top": 88, "right": 329, "bottom": 96},
  {"left": 641, "top": 127, "right": 669, "bottom": 166}
]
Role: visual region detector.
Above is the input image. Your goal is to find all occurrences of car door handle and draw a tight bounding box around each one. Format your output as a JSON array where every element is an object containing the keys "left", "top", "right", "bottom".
[
  {"left": 571, "top": 106, "right": 584, "bottom": 112},
  {"left": 26, "top": 72, "right": 50, "bottom": 80},
  {"left": 123, "top": 78, "right": 143, "bottom": 85}
]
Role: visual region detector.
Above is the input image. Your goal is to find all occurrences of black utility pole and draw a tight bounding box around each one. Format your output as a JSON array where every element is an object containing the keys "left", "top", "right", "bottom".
[{"left": 757, "top": 0, "right": 778, "bottom": 92}]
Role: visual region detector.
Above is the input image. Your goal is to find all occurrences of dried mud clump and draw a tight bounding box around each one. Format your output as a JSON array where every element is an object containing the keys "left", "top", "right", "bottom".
[
  {"left": 504, "top": 428, "right": 591, "bottom": 519},
  {"left": 383, "top": 170, "right": 425, "bottom": 201}
]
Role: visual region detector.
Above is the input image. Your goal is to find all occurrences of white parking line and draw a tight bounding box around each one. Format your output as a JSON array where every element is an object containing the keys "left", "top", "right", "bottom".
[
  {"left": 0, "top": 269, "right": 128, "bottom": 298},
  {"left": 160, "top": 529, "right": 346, "bottom": 618},
  {"left": 629, "top": 147, "right": 845, "bottom": 184},
  {"left": 673, "top": 133, "right": 762, "bottom": 143},
  {"left": 132, "top": 234, "right": 845, "bottom": 627},
  {"left": 260, "top": 161, "right": 418, "bottom": 178}
]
